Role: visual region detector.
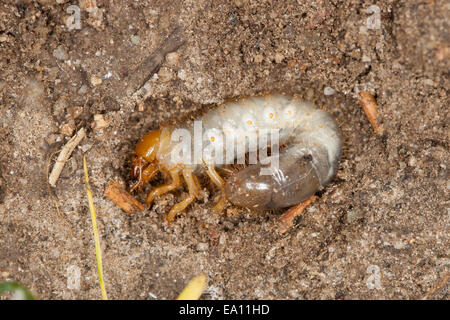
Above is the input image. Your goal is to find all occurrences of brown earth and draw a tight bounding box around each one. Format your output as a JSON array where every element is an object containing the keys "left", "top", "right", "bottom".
[{"left": 0, "top": 0, "right": 448, "bottom": 299}]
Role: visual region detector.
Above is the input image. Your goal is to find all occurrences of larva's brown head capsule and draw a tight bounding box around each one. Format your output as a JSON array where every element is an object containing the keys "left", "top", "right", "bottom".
[{"left": 130, "top": 129, "right": 162, "bottom": 192}]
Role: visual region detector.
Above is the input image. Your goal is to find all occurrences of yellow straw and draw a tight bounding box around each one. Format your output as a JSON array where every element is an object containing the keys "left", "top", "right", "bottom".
[
  {"left": 176, "top": 274, "right": 207, "bottom": 300},
  {"left": 83, "top": 154, "right": 108, "bottom": 300}
]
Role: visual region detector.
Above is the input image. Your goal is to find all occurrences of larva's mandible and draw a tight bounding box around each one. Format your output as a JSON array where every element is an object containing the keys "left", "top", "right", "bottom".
[{"left": 131, "top": 94, "right": 342, "bottom": 223}]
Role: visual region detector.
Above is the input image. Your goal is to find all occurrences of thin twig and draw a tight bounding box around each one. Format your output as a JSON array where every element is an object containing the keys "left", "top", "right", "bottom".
[
  {"left": 48, "top": 127, "right": 86, "bottom": 187},
  {"left": 277, "top": 195, "right": 317, "bottom": 234},
  {"left": 421, "top": 272, "right": 449, "bottom": 300},
  {"left": 127, "top": 27, "right": 185, "bottom": 94}
]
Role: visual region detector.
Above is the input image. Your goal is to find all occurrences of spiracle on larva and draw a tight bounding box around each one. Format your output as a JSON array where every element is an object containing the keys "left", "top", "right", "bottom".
[{"left": 130, "top": 93, "right": 342, "bottom": 223}]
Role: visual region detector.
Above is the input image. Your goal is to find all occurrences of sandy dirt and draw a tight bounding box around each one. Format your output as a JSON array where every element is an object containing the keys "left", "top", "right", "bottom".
[{"left": 0, "top": 0, "right": 448, "bottom": 299}]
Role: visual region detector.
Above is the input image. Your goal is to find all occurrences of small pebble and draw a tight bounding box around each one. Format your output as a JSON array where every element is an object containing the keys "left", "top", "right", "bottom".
[
  {"left": 78, "top": 84, "right": 88, "bottom": 95},
  {"left": 130, "top": 35, "right": 140, "bottom": 45},
  {"left": 79, "top": 144, "right": 92, "bottom": 153},
  {"left": 274, "top": 53, "right": 284, "bottom": 63},
  {"left": 287, "top": 59, "right": 296, "bottom": 68},
  {"left": 90, "top": 75, "right": 102, "bottom": 86},
  {"left": 346, "top": 208, "right": 364, "bottom": 222},
  {"left": 137, "top": 102, "right": 145, "bottom": 112},
  {"left": 0, "top": 34, "right": 10, "bottom": 42},
  {"left": 45, "top": 133, "right": 62, "bottom": 145},
  {"left": 103, "top": 71, "right": 112, "bottom": 79},
  {"left": 60, "top": 122, "right": 75, "bottom": 136},
  {"left": 218, "top": 234, "right": 227, "bottom": 246},
  {"left": 393, "top": 240, "right": 405, "bottom": 250},
  {"left": 165, "top": 52, "right": 180, "bottom": 66},
  {"left": 177, "top": 69, "right": 187, "bottom": 80},
  {"left": 53, "top": 45, "right": 68, "bottom": 61},
  {"left": 362, "top": 55, "right": 371, "bottom": 62},
  {"left": 324, "top": 86, "right": 336, "bottom": 96},
  {"left": 254, "top": 54, "right": 264, "bottom": 63},
  {"left": 158, "top": 67, "right": 173, "bottom": 82},
  {"left": 196, "top": 242, "right": 209, "bottom": 252},
  {"left": 92, "top": 114, "right": 109, "bottom": 130}
]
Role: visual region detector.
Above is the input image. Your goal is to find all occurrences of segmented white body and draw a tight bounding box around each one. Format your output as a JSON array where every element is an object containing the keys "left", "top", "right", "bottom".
[{"left": 156, "top": 94, "right": 342, "bottom": 209}]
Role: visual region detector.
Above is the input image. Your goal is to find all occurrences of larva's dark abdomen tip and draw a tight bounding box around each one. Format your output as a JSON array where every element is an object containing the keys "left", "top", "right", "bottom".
[
  {"left": 224, "top": 165, "right": 273, "bottom": 210},
  {"left": 225, "top": 152, "right": 324, "bottom": 210}
]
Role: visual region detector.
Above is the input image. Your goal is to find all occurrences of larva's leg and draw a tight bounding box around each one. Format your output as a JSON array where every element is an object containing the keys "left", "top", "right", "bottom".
[
  {"left": 146, "top": 169, "right": 181, "bottom": 205},
  {"left": 206, "top": 165, "right": 227, "bottom": 213},
  {"left": 192, "top": 172, "right": 202, "bottom": 192},
  {"left": 277, "top": 195, "right": 317, "bottom": 233},
  {"left": 130, "top": 163, "right": 159, "bottom": 193},
  {"left": 130, "top": 157, "right": 144, "bottom": 193},
  {"left": 166, "top": 169, "right": 199, "bottom": 223},
  {"left": 206, "top": 165, "right": 224, "bottom": 188},
  {"left": 218, "top": 165, "right": 234, "bottom": 175}
]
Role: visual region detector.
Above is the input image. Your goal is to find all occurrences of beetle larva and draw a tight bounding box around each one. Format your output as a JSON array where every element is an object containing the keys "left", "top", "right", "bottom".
[{"left": 130, "top": 94, "right": 342, "bottom": 223}]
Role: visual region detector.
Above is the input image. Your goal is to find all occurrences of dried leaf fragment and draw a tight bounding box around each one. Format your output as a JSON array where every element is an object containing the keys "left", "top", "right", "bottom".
[
  {"left": 358, "top": 91, "right": 383, "bottom": 135},
  {"left": 105, "top": 180, "right": 144, "bottom": 214},
  {"left": 277, "top": 195, "right": 317, "bottom": 234},
  {"left": 92, "top": 114, "right": 109, "bottom": 130}
]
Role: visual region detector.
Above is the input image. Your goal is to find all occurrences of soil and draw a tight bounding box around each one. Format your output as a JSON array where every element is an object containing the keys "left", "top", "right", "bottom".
[{"left": 0, "top": 0, "right": 448, "bottom": 299}]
